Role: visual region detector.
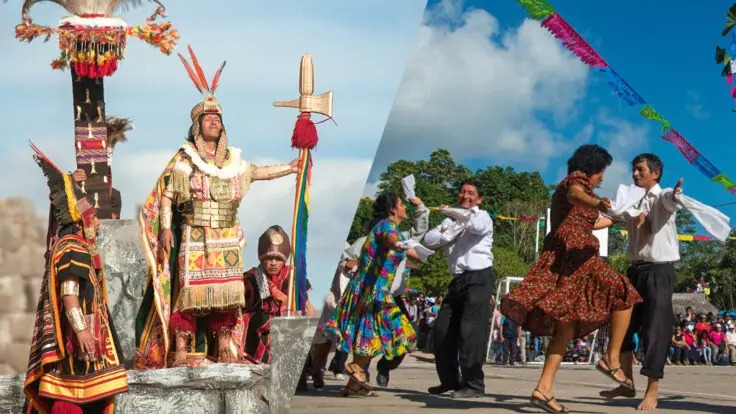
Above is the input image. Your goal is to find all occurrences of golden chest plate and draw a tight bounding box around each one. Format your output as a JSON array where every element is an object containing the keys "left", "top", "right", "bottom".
[{"left": 208, "top": 177, "right": 235, "bottom": 202}]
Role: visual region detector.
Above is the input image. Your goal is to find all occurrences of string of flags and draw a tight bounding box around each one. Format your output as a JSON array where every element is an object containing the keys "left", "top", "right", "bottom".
[
  {"left": 715, "top": 4, "right": 736, "bottom": 110},
  {"left": 614, "top": 228, "right": 736, "bottom": 242},
  {"left": 516, "top": 0, "right": 736, "bottom": 196}
]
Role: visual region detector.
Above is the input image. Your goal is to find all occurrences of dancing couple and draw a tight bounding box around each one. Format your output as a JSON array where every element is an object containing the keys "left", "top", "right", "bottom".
[{"left": 502, "top": 144, "right": 729, "bottom": 412}]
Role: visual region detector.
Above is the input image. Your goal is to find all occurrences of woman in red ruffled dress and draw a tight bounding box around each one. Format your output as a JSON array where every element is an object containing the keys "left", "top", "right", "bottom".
[{"left": 501, "top": 144, "right": 643, "bottom": 413}]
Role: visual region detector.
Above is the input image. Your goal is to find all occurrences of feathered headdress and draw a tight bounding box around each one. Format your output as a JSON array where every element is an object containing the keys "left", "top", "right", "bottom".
[
  {"left": 30, "top": 141, "right": 83, "bottom": 227},
  {"left": 178, "top": 45, "right": 229, "bottom": 167},
  {"left": 30, "top": 141, "right": 103, "bottom": 268}
]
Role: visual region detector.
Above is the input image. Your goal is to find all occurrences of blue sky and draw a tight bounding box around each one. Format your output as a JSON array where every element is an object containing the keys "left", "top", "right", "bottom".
[
  {"left": 366, "top": 0, "right": 736, "bottom": 232},
  {"left": 0, "top": 0, "right": 428, "bottom": 303}
]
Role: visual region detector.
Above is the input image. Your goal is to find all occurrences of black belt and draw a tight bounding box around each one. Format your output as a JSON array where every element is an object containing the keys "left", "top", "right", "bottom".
[{"left": 630, "top": 261, "right": 674, "bottom": 267}]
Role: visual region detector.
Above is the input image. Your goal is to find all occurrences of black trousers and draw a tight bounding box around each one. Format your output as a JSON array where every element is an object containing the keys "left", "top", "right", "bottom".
[
  {"left": 434, "top": 266, "right": 496, "bottom": 392},
  {"left": 621, "top": 262, "right": 675, "bottom": 380},
  {"left": 329, "top": 350, "right": 348, "bottom": 374},
  {"left": 502, "top": 337, "right": 518, "bottom": 365},
  {"left": 377, "top": 295, "right": 410, "bottom": 375}
]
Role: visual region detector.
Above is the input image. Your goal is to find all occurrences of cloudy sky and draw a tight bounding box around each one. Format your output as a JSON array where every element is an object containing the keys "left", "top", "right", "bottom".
[
  {"left": 364, "top": 0, "right": 736, "bottom": 232},
  {"left": 0, "top": 0, "right": 427, "bottom": 303}
]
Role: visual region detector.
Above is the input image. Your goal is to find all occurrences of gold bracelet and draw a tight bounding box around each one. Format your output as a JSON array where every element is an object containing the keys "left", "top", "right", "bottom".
[
  {"left": 263, "top": 164, "right": 292, "bottom": 180},
  {"left": 160, "top": 206, "right": 172, "bottom": 230},
  {"left": 66, "top": 307, "right": 87, "bottom": 333},
  {"left": 60, "top": 280, "right": 80, "bottom": 296}
]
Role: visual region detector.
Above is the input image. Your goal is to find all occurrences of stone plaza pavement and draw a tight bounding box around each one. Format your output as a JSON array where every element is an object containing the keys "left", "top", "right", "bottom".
[{"left": 290, "top": 353, "right": 736, "bottom": 413}]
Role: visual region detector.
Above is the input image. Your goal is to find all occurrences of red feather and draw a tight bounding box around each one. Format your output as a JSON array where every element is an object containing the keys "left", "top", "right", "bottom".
[
  {"left": 210, "top": 61, "right": 226, "bottom": 94},
  {"left": 29, "top": 141, "right": 62, "bottom": 172},
  {"left": 178, "top": 53, "right": 204, "bottom": 94},
  {"left": 188, "top": 45, "right": 210, "bottom": 93}
]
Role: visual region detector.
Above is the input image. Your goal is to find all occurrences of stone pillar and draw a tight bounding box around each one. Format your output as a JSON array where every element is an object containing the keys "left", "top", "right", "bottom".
[
  {"left": 268, "top": 316, "right": 319, "bottom": 414},
  {"left": 96, "top": 219, "right": 148, "bottom": 368}
]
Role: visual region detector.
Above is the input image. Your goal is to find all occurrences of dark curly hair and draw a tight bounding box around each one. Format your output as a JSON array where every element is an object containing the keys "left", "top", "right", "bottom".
[
  {"left": 371, "top": 192, "right": 401, "bottom": 229},
  {"left": 567, "top": 144, "right": 613, "bottom": 176}
]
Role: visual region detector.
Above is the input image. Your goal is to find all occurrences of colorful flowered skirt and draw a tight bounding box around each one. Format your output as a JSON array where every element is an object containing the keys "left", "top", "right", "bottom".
[
  {"left": 322, "top": 278, "right": 416, "bottom": 360},
  {"left": 501, "top": 231, "right": 642, "bottom": 338}
]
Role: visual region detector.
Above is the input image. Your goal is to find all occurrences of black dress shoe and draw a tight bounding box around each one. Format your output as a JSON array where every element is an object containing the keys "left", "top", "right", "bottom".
[
  {"left": 376, "top": 372, "right": 389, "bottom": 387},
  {"left": 428, "top": 384, "right": 460, "bottom": 395},
  {"left": 452, "top": 388, "right": 484, "bottom": 398}
]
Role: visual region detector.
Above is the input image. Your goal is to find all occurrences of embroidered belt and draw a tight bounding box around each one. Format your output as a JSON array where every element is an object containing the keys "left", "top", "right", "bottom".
[{"left": 185, "top": 200, "right": 237, "bottom": 228}]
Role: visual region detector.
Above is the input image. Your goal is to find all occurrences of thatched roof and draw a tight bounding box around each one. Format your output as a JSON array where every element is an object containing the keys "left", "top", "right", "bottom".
[{"left": 672, "top": 293, "right": 718, "bottom": 315}]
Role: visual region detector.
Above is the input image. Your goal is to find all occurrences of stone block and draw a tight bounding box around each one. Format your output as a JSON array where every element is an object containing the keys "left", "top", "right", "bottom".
[
  {"left": 8, "top": 314, "right": 35, "bottom": 344},
  {"left": 7, "top": 343, "right": 30, "bottom": 373},
  {"left": 0, "top": 275, "right": 26, "bottom": 313},
  {"left": 1, "top": 244, "right": 38, "bottom": 278},
  {"left": 268, "top": 316, "right": 319, "bottom": 414},
  {"left": 0, "top": 364, "right": 271, "bottom": 414},
  {"left": 97, "top": 219, "right": 149, "bottom": 368}
]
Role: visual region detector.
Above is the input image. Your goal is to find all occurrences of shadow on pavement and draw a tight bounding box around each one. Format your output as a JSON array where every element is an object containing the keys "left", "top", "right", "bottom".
[{"left": 577, "top": 395, "right": 736, "bottom": 414}]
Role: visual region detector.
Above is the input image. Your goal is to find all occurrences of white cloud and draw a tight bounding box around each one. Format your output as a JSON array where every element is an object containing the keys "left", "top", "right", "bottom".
[
  {"left": 369, "top": 2, "right": 591, "bottom": 178},
  {"left": 361, "top": 181, "right": 380, "bottom": 198}
]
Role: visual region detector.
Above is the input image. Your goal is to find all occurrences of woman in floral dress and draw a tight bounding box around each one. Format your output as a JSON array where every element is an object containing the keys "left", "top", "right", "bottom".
[
  {"left": 501, "top": 144, "right": 643, "bottom": 413},
  {"left": 322, "top": 193, "right": 422, "bottom": 397}
]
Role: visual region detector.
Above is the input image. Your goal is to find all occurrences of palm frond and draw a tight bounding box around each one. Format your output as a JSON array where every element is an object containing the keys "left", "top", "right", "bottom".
[
  {"left": 105, "top": 116, "right": 133, "bottom": 149},
  {"left": 724, "top": 4, "right": 736, "bottom": 37},
  {"left": 716, "top": 45, "right": 727, "bottom": 64}
]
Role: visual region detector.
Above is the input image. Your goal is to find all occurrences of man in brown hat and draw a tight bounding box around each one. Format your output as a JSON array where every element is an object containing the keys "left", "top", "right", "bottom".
[{"left": 235, "top": 225, "right": 315, "bottom": 364}]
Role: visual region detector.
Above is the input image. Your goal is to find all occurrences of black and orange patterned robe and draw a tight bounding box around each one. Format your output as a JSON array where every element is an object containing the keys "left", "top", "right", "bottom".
[{"left": 23, "top": 234, "right": 128, "bottom": 414}]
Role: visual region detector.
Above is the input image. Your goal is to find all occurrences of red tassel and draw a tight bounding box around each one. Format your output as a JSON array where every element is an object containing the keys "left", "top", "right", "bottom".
[
  {"left": 51, "top": 401, "right": 83, "bottom": 414},
  {"left": 291, "top": 113, "right": 318, "bottom": 149},
  {"left": 207, "top": 310, "right": 238, "bottom": 331},
  {"left": 170, "top": 312, "right": 196, "bottom": 334}
]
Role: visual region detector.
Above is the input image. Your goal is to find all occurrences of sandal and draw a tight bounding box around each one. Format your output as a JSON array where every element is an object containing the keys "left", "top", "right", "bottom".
[
  {"left": 343, "top": 363, "right": 376, "bottom": 397},
  {"left": 343, "top": 377, "right": 377, "bottom": 397},
  {"left": 596, "top": 357, "right": 634, "bottom": 391},
  {"left": 530, "top": 389, "right": 570, "bottom": 413}
]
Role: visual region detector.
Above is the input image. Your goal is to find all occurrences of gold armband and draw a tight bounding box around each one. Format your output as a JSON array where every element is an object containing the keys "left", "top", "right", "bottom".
[
  {"left": 263, "top": 164, "right": 292, "bottom": 180},
  {"left": 160, "top": 206, "right": 173, "bottom": 230},
  {"left": 66, "top": 307, "right": 87, "bottom": 333},
  {"left": 60, "top": 280, "right": 80, "bottom": 296}
]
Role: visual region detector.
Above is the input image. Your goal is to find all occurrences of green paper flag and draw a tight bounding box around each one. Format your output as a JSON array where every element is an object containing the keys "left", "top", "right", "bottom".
[
  {"left": 712, "top": 173, "right": 736, "bottom": 190},
  {"left": 640, "top": 104, "right": 671, "bottom": 133},
  {"left": 516, "top": 0, "right": 556, "bottom": 20}
]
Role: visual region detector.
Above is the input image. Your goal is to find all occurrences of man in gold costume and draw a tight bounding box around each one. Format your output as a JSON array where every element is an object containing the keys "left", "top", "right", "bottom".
[
  {"left": 135, "top": 46, "right": 302, "bottom": 368},
  {"left": 24, "top": 143, "right": 128, "bottom": 413}
]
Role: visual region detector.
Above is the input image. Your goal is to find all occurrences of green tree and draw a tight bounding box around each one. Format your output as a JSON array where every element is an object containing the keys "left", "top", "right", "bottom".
[{"left": 346, "top": 198, "right": 374, "bottom": 244}]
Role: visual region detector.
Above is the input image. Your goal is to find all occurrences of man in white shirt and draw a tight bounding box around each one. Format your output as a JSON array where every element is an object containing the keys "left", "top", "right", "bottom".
[
  {"left": 345, "top": 196, "right": 430, "bottom": 386},
  {"left": 598, "top": 153, "right": 683, "bottom": 411},
  {"left": 423, "top": 179, "right": 495, "bottom": 399}
]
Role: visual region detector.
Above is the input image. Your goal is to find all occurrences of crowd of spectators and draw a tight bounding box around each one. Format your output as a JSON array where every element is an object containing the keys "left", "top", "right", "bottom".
[{"left": 668, "top": 307, "right": 736, "bottom": 366}]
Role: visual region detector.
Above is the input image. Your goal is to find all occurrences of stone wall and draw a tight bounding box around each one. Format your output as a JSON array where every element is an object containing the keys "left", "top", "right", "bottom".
[{"left": 0, "top": 198, "right": 48, "bottom": 375}]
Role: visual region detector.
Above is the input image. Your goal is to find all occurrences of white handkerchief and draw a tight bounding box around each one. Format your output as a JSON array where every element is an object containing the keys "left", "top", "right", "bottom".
[
  {"left": 401, "top": 175, "right": 417, "bottom": 201},
  {"left": 608, "top": 184, "right": 646, "bottom": 217},
  {"left": 397, "top": 239, "right": 435, "bottom": 262},
  {"left": 674, "top": 191, "right": 732, "bottom": 243}
]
